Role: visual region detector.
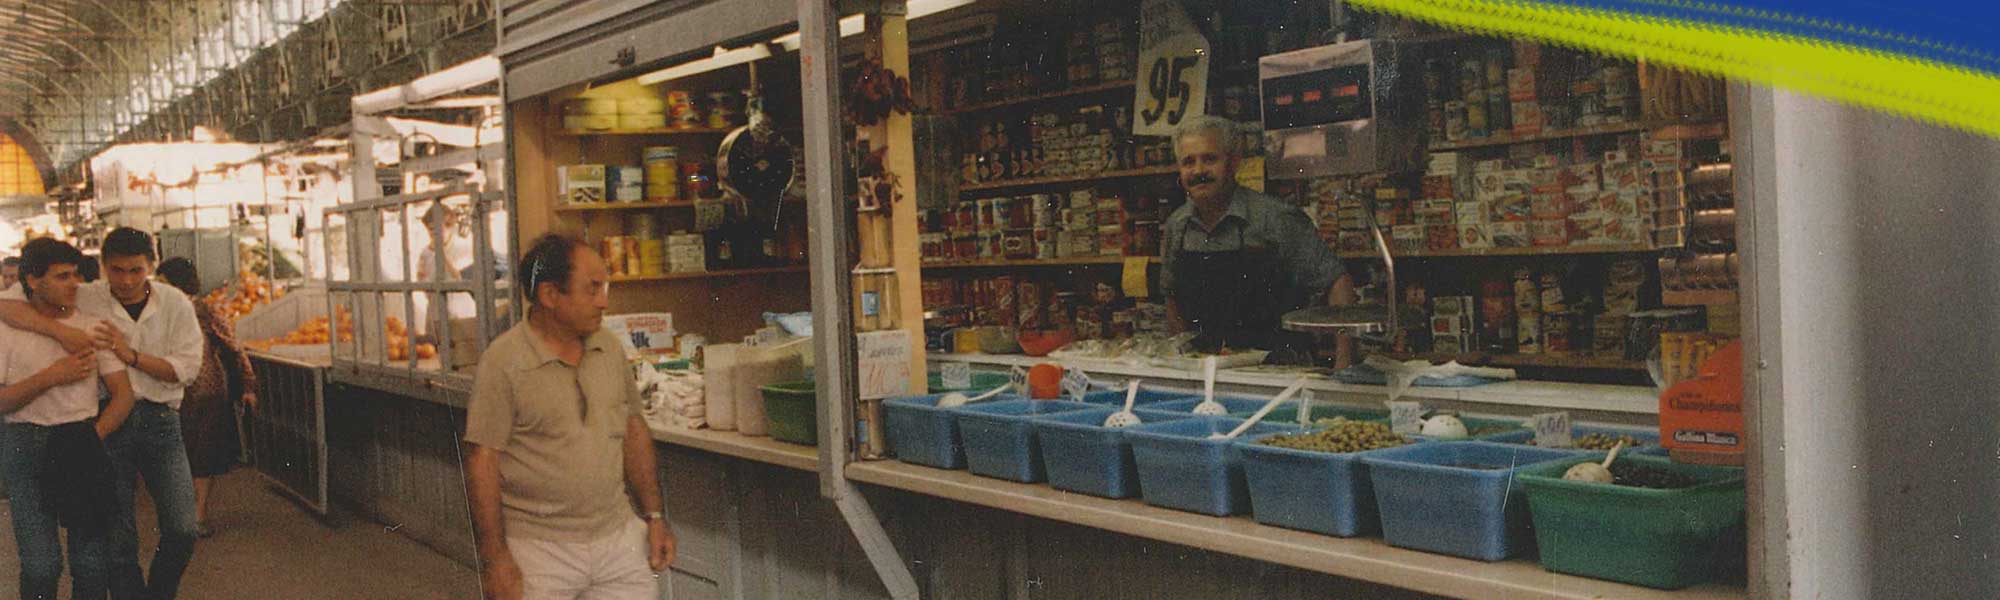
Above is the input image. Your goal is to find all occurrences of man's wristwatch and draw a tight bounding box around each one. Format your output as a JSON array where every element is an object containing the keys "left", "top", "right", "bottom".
[
  {"left": 124, "top": 350, "right": 139, "bottom": 367},
  {"left": 644, "top": 511, "right": 665, "bottom": 523}
]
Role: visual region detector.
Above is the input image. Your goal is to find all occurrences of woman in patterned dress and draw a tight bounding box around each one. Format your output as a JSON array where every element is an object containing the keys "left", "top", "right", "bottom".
[{"left": 156, "top": 258, "right": 256, "bottom": 537}]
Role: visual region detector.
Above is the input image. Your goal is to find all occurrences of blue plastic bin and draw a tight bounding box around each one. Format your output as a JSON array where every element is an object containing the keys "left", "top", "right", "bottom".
[
  {"left": 1124, "top": 417, "right": 1306, "bottom": 516},
  {"left": 1407, "top": 416, "right": 1532, "bottom": 442},
  {"left": 956, "top": 400, "right": 1096, "bottom": 482},
  {"left": 1032, "top": 408, "right": 1192, "bottom": 498},
  {"left": 1363, "top": 441, "right": 1577, "bottom": 561},
  {"left": 1078, "top": 388, "right": 1196, "bottom": 407},
  {"left": 1236, "top": 432, "right": 1424, "bottom": 537},
  {"left": 1146, "top": 394, "right": 1274, "bottom": 415},
  {"left": 883, "top": 392, "right": 1024, "bottom": 469}
]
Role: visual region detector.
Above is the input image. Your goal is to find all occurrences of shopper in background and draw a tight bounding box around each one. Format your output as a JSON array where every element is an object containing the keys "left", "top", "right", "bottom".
[
  {"left": 416, "top": 201, "right": 477, "bottom": 341},
  {"left": 1161, "top": 115, "right": 1357, "bottom": 366},
  {"left": 0, "top": 238, "right": 137, "bottom": 600},
  {"left": 156, "top": 257, "right": 257, "bottom": 539},
  {"left": 0, "top": 227, "right": 206, "bottom": 600},
  {"left": 463, "top": 233, "right": 675, "bottom": 600},
  {"left": 2, "top": 255, "right": 20, "bottom": 291}
]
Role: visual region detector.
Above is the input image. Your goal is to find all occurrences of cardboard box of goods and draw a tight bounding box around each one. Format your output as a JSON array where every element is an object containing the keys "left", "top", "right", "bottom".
[
  {"left": 1431, "top": 315, "right": 1468, "bottom": 336},
  {"left": 1644, "top": 140, "right": 1683, "bottom": 161},
  {"left": 1530, "top": 218, "right": 1571, "bottom": 246},
  {"left": 1432, "top": 333, "right": 1470, "bottom": 354},
  {"left": 1427, "top": 152, "right": 1461, "bottom": 175},
  {"left": 1562, "top": 164, "right": 1600, "bottom": 190},
  {"left": 1434, "top": 295, "right": 1474, "bottom": 317},
  {"left": 1529, "top": 192, "right": 1570, "bottom": 219},
  {"left": 1533, "top": 153, "right": 1563, "bottom": 169},
  {"left": 1392, "top": 225, "right": 1425, "bottom": 251},
  {"left": 1501, "top": 168, "right": 1532, "bottom": 188},
  {"left": 1473, "top": 171, "right": 1509, "bottom": 202},
  {"left": 1423, "top": 198, "right": 1457, "bottom": 212},
  {"left": 1506, "top": 68, "right": 1537, "bottom": 101},
  {"left": 1339, "top": 230, "right": 1374, "bottom": 253},
  {"left": 1415, "top": 207, "right": 1454, "bottom": 226},
  {"left": 1493, "top": 193, "right": 1533, "bottom": 222},
  {"left": 668, "top": 244, "right": 706, "bottom": 273},
  {"left": 1512, "top": 103, "right": 1544, "bottom": 136},
  {"left": 1491, "top": 221, "right": 1531, "bottom": 247},
  {"left": 1606, "top": 217, "right": 1644, "bottom": 244},
  {"left": 1474, "top": 159, "right": 1507, "bottom": 173},
  {"left": 1568, "top": 213, "right": 1613, "bottom": 244},
  {"left": 559, "top": 165, "right": 608, "bottom": 204},
  {"left": 1603, "top": 162, "right": 1643, "bottom": 188},
  {"left": 1060, "top": 229, "right": 1097, "bottom": 257},
  {"left": 1096, "top": 225, "right": 1126, "bottom": 256},
  {"left": 1459, "top": 223, "right": 1494, "bottom": 249},
  {"left": 1425, "top": 224, "right": 1459, "bottom": 250},
  {"left": 1603, "top": 150, "right": 1631, "bottom": 165},
  {"left": 1456, "top": 202, "right": 1488, "bottom": 224},
  {"left": 1530, "top": 169, "right": 1564, "bottom": 194},
  {"left": 1375, "top": 187, "right": 1412, "bottom": 201},
  {"left": 1422, "top": 175, "right": 1457, "bottom": 200}
]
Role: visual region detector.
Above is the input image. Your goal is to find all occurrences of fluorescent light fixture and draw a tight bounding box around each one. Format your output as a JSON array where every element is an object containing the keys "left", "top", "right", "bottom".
[
  {"left": 768, "top": 0, "right": 978, "bottom": 51},
  {"left": 636, "top": 44, "right": 776, "bottom": 86}
]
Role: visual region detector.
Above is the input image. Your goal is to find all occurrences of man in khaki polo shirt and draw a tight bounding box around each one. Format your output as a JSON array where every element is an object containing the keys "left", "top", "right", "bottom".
[{"left": 464, "top": 234, "right": 676, "bottom": 600}]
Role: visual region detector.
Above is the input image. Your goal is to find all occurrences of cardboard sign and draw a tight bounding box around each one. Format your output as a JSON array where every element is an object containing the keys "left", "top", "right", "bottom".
[
  {"left": 1388, "top": 401, "right": 1426, "bottom": 435},
  {"left": 1008, "top": 365, "right": 1029, "bottom": 395},
  {"left": 1132, "top": 0, "right": 1210, "bottom": 136},
  {"left": 856, "top": 330, "right": 912, "bottom": 401},
  {"left": 1063, "top": 368, "right": 1094, "bottom": 400},
  {"left": 1531, "top": 412, "right": 1574, "bottom": 448},
  {"left": 940, "top": 362, "right": 972, "bottom": 391}
]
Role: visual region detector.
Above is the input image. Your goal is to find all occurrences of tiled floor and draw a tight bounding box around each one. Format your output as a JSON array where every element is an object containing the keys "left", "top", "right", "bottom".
[{"left": 0, "top": 468, "right": 480, "bottom": 599}]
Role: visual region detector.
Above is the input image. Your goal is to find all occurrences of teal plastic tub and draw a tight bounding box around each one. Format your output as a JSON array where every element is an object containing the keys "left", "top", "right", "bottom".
[{"left": 1518, "top": 454, "right": 1747, "bottom": 589}]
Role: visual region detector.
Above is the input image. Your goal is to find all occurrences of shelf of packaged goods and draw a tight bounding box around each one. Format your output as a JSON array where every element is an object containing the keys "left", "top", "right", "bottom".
[
  {"left": 922, "top": 256, "right": 1159, "bottom": 269},
  {"left": 1387, "top": 352, "right": 1647, "bottom": 372},
  {"left": 843, "top": 460, "right": 1742, "bottom": 600},
  {"left": 926, "top": 352, "right": 1660, "bottom": 415},
  {"left": 1336, "top": 244, "right": 1656, "bottom": 259},
  {"left": 1650, "top": 121, "right": 1730, "bottom": 141},
  {"left": 553, "top": 202, "right": 694, "bottom": 213},
  {"left": 960, "top": 166, "right": 1179, "bottom": 193},
  {"left": 1430, "top": 121, "right": 1654, "bottom": 151},
  {"left": 650, "top": 426, "right": 818, "bottom": 472},
  {"left": 609, "top": 266, "right": 808, "bottom": 283},
  {"left": 561, "top": 127, "right": 737, "bottom": 136},
  {"left": 940, "top": 80, "right": 1137, "bottom": 115}
]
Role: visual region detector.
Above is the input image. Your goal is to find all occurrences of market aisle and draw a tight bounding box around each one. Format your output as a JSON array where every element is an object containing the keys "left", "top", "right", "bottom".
[{"left": 0, "top": 469, "right": 480, "bottom": 599}]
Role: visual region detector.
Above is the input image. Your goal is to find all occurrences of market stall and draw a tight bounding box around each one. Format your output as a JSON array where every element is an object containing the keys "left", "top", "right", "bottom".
[{"left": 491, "top": 1, "right": 1749, "bottom": 598}]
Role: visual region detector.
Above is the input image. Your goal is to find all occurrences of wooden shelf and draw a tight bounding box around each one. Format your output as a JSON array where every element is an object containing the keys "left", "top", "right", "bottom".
[
  {"left": 1651, "top": 121, "right": 1729, "bottom": 141},
  {"left": 553, "top": 202, "right": 693, "bottom": 212},
  {"left": 843, "top": 460, "right": 1743, "bottom": 600},
  {"left": 1429, "top": 121, "right": 1653, "bottom": 151},
  {"left": 1388, "top": 351, "right": 1646, "bottom": 372},
  {"left": 922, "top": 256, "right": 1158, "bottom": 269},
  {"left": 561, "top": 126, "right": 737, "bottom": 136},
  {"left": 650, "top": 426, "right": 817, "bottom": 472},
  {"left": 1338, "top": 244, "right": 1656, "bottom": 259},
  {"left": 961, "top": 165, "right": 1178, "bottom": 193},
  {"left": 609, "top": 266, "right": 807, "bottom": 283},
  {"left": 940, "top": 80, "right": 1136, "bottom": 115}
]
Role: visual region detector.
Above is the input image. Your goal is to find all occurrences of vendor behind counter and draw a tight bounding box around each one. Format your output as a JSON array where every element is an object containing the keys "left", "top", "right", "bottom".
[{"left": 1162, "top": 116, "right": 1355, "bottom": 365}]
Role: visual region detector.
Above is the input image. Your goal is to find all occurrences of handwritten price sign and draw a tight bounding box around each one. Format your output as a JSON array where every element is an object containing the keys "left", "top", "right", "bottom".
[
  {"left": 1131, "top": 0, "right": 1210, "bottom": 136},
  {"left": 1531, "top": 412, "right": 1574, "bottom": 448}
]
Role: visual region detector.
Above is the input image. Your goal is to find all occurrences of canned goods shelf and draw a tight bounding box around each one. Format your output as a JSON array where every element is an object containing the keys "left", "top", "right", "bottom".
[
  {"left": 1337, "top": 244, "right": 1655, "bottom": 259},
  {"left": 923, "top": 256, "right": 1159, "bottom": 269},
  {"left": 609, "top": 265, "right": 808, "bottom": 283},
  {"left": 960, "top": 166, "right": 1178, "bottom": 193},
  {"left": 553, "top": 201, "right": 696, "bottom": 212}
]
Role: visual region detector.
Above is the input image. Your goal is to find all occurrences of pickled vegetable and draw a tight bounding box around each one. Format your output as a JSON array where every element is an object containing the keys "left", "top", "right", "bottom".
[{"left": 1258, "top": 418, "right": 1412, "bottom": 454}]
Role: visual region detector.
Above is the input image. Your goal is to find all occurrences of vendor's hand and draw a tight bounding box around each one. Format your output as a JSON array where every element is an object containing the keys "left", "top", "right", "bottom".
[
  {"left": 648, "top": 518, "right": 678, "bottom": 571},
  {"left": 479, "top": 552, "right": 525, "bottom": 600},
  {"left": 90, "top": 323, "right": 132, "bottom": 363},
  {"left": 38, "top": 349, "right": 96, "bottom": 386},
  {"left": 54, "top": 325, "right": 97, "bottom": 354}
]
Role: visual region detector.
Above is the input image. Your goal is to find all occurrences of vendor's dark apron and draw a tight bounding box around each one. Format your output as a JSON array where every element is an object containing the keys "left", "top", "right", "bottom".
[{"left": 1172, "top": 223, "right": 1313, "bottom": 363}]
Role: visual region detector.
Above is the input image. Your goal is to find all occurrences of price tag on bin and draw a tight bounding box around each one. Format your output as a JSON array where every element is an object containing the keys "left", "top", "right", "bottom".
[
  {"left": 1388, "top": 401, "right": 1426, "bottom": 435},
  {"left": 1531, "top": 412, "right": 1574, "bottom": 448},
  {"left": 1008, "top": 366, "right": 1028, "bottom": 395},
  {"left": 1062, "top": 368, "right": 1094, "bottom": 401},
  {"left": 940, "top": 362, "right": 972, "bottom": 391}
]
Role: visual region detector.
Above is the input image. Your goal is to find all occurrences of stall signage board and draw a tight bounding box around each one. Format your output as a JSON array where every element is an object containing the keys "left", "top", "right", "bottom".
[
  {"left": 1531, "top": 412, "right": 1574, "bottom": 448},
  {"left": 940, "top": 362, "right": 973, "bottom": 390},
  {"left": 1387, "top": 400, "right": 1425, "bottom": 434},
  {"left": 857, "top": 330, "right": 913, "bottom": 400},
  {"left": 1132, "top": 0, "right": 1210, "bottom": 136}
]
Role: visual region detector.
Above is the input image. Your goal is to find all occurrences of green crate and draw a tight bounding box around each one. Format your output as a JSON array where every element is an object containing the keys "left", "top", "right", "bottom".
[
  {"left": 760, "top": 381, "right": 819, "bottom": 446},
  {"left": 1518, "top": 454, "right": 1747, "bottom": 589}
]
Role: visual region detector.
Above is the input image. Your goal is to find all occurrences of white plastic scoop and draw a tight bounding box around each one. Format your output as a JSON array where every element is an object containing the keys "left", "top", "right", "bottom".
[
  {"left": 1190, "top": 356, "right": 1227, "bottom": 416},
  {"left": 1102, "top": 380, "right": 1143, "bottom": 428},
  {"left": 1562, "top": 440, "right": 1626, "bottom": 483},
  {"left": 936, "top": 383, "right": 1011, "bottom": 408},
  {"left": 1210, "top": 377, "right": 1309, "bottom": 440}
]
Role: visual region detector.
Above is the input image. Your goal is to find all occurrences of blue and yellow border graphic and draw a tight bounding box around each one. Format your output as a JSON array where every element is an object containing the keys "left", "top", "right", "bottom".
[{"left": 1353, "top": 0, "right": 2000, "bottom": 138}]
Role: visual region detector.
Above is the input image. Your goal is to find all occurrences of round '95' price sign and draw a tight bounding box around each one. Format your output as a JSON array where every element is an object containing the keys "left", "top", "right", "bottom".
[{"left": 1131, "top": 0, "right": 1211, "bottom": 137}]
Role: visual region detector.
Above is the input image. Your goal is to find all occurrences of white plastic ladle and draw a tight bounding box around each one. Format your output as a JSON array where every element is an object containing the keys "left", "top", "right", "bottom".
[
  {"left": 1210, "top": 377, "right": 1310, "bottom": 440},
  {"left": 1562, "top": 440, "right": 1627, "bottom": 483},
  {"left": 936, "top": 383, "right": 1012, "bottom": 408},
  {"left": 1102, "top": 380, "right": 1143, "bottom": 428},
  {"left": 1190, "top": 356, "right": 1227, "bottom": 416}
]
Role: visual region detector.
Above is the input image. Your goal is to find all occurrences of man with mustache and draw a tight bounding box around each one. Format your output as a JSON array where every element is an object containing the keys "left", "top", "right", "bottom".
[{"left": 1162, "top": 116, "right": 1356, "bottom": 365}]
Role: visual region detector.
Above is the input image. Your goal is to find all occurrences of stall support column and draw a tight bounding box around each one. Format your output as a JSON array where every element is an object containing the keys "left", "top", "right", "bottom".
[{"left": 800, "top": 0, "right": 921, "bottom": 598}]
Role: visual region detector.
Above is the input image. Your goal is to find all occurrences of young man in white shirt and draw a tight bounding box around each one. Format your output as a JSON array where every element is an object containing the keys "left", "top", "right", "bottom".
[
  {"left": 0, "top": 238, "right": 139, "bottom": 600},
  {"left": 0, "top": 228, "right": 205, "bottom": 600}
]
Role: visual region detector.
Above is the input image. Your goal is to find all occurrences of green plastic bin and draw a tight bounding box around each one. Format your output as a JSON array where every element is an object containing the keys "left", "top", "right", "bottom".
[
  {"left": 1517, "top": 454, "right": 1747, "bottom": 589},
  {"left": 760, "top": 381, "right": 819, "bottom": 446}
]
